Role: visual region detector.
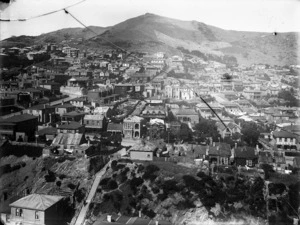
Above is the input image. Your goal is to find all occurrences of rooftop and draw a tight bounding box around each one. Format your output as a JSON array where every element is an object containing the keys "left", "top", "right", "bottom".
[
  {"left": 0, "top": 114, "right": 38, "bottom": 123},
  {"left": 58, "top": 121, "right": 83, "bottom": 130},
  {"left": 9, "top": 194, "right": 63, "bottom": 211}
]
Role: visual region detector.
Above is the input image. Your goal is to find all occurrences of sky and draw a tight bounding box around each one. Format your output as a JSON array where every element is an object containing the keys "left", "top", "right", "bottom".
[{"left": 0, "top": 0, "right": 300, "bottom": 40}]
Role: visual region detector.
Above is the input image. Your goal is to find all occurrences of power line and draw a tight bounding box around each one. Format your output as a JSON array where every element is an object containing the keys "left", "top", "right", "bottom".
[
  {"left": 63, "top": 9, "right": 229, "bottom": 131},
  {"left": 0, "top": 0, "right": 87, "bottom": 22}
]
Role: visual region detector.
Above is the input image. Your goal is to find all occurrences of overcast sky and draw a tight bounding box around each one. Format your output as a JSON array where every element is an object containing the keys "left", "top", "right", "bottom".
[{"left": 0, "top": 0, "right": 300, "bottom": 40}]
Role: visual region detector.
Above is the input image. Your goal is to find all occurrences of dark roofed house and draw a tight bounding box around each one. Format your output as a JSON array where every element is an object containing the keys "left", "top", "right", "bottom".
[
  {"left": 7, "top": 194, "right": 66, "bottom": 225},
  {"left": 24, "top": 104, "right": 56, "bottom": 124},
  {"left": 234, "top": 146, "right": 258, "bottom": 167},
  {"left": 61, "top": 111, "right": 85, "bottom": 124},
  {"left": 174, "top": 108, "right": 199, "bottom": 125},
  {"left": 54, "top": 103, "right": 76, "bottom": 117},
  {"left": 107, "top": 123, "right": 123, "bottom": 134},
  {"left": 273, "top": 130, "right": 297, "bottom": 151},
  {"left": 207, "top": 143, "right": 231, "bottom": 165},
  {"left": 57, "top": 121, "right": 85, "bottom": 134},
  {"left": 0, "top": 114, "right": 38, "bottom": 141}
]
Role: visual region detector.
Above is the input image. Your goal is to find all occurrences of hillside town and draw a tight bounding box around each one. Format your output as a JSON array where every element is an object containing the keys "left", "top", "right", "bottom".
[{"left": 0, "top": 39, "right": 300, "bottom": 225}]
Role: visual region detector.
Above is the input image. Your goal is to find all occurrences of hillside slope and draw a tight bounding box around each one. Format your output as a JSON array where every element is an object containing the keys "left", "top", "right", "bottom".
[{"left": 1, "top": 13, "right": 298, "bottom": 65}]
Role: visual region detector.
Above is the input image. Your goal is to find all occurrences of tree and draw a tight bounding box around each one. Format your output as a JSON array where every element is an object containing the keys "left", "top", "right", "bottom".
[
  {"left": 178, "top": 123, "right": 192, "bottom": 142},
  {"left": 194, "top": 119, "right": 221, "bottom": 142},
  {"left": 278, "top": 90, "right": 299, "bottom": 107},
  {"left": 241, "top": 122, "right": 260, "bottom": 146}
]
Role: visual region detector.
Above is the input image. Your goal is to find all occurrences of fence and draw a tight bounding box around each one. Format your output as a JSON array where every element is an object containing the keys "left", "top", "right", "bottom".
[{"left": 10, "top": 141, "right": 46, "bottom": 148}]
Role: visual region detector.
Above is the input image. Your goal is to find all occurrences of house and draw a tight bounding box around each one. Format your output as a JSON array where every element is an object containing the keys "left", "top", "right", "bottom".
[
  {"left": 54, "top": 104, "right": 76, "bottom": 117},
  {"left": 129, "top": 141, "right": 156, "bottom": 161},
  {"left": 207, "top": 143, "right": 232, "bottom": 165},
  {"left": 123, "top": 116, "right": 144, "bottom": 139},
  {"left": 70, "top": 97, "right": 88, "bottom": 107},
  {"left": 0, "top": 114, "right": 38, "bottom": 142},
  {"left": 51, "top": 132, "right": 85, "bottom": 153},
  {"left": 141, "top": 105, "right": 166, "bottom": 120},
  {"left": 61, "top": 111, "right": 85, "bottom": 124},
  {"left": 24, "top": 104, "right": 56, "bottom": 124},
  {"left": 84, "top": 114, "right": 106, "bottom": 132},
  {"left": 173, "top": 108, "right": 199, "bottom": 125},
  {"left": 6, "top": 194, "right": 65, "bottom": 225},
  {"left": 57, "top": 121, "right": 85, "bottom": 134},
  {"left": 233, "top": 146, "right": 258, "bottom": 167},
  {"left": 216, "top": 122, "right": 241, "bottom": 139},
  {"left": 107, "top": 123, "right": 123, "bottom": 134},
  {"left": 272, "top": 130, "right": 297, "bottom": 151}
]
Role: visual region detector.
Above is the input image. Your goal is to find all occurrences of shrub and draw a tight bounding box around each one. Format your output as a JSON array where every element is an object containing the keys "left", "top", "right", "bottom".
[
  {"left": 103, "top": 193, "right": 111, "bottom": 202},
  {"left": 89, "top": 156, "right": 107, "bottom": 174},
  {"left": 130, "top": 177, "right": 144, "bottom": 188},
  {"left": 183, "top": 175, "right": 203, "bottom": 192},
  {"left": 111, "top": 160, "right": 118, "bottom": 170},
  {"left": 24, "top": 176, "right": 29, "bottom": 181},
  {"left": 152, "top": 187, "right": 160, "bottom": 194},
  {"left": 107, "top": 180, "right": 118, "bottom": 190},
  {"left": 197, "top": 171, "right": 207, "bottom": 178},
  {"left": 176, "top": 200, "right": 195, "bottom": 210},
  {"left": 116, "top": 164, "right": 125, "bottom": 170},
  {"left": 157, "top": 192, "right": 168, "bottom": 201},
  {"left": 44, "top": 170, "right": 56, "bottom": 182},
  {"left": 74, "top": 188, "right": 85, "bottom": 203},
  {"left": 137, "top": 164, "right": 145, "bottom": 173},
  {"left": 68, "top": 183, "right": 76, "bottom": 190},
  {"left": 100, "top": 177, "right": 110, "bottom": 186},
  {"left": 142, "top": 207, "right": 156, "bottom": 218},
  {"left": 56, "top": 181, "right": 62, "bottom": 187},
  {"left": 161, "top": 180, "right": 179, "bottom": 194},
  {"left": 59, "top": 174, "right": 67, "bottom": 180}
]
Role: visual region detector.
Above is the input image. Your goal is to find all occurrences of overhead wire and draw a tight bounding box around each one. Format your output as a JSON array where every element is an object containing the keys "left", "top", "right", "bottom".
[
  {"left": 63, "top": 8, "right": 230, "bottom": 131},
  {"left": 0, "top": 0, "right": 87, "bottom": 22}
]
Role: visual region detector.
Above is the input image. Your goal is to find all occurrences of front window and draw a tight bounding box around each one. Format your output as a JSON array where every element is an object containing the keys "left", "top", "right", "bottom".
[
  {"left": 35, "top": 211, "right": 39, "bottom": 220},
  {"left": 246, "top": 160, "right": 252, "bottom": 167},
  {"left": 16, "top": 208, "right": 23, "bottom": 217}
]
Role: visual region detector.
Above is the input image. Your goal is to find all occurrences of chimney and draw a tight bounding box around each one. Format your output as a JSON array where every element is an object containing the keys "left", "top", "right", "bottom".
[
  {"left": 139, "top": 210, "right": 142, "bottom": 218},
  {"left": 107, "top": 215, "right": 112, "bottom": 222},
  {"left": 213, "top": 142, "right": 215, "bottom": 147},
  {"left": 155, "top": 221, "right": 159, "bottom": 225},
  {"left": 235, "top": 142, "right": 237, "bottom": 149},
  {"left": 44, "top": 104, "right": 46, "bottom": 109},
  {"left": 217, "top": 146, "right": 219, "bottom": 151}
]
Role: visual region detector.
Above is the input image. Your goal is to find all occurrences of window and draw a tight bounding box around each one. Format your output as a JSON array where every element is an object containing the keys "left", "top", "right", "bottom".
[
  {"left": 147, "top": 154, "right": 151, "bottom": 158},
  {"left": 35, "top": 211, "right": 39, "bottom": 220},
  {"left": 16, "top": 208, "right": 23, "bottom": 217},
  {"left": 246, "top": 160, "right": 252, "bottom": 167},
  {"left": 284, "top": 138, "right": 287, "bottom": 142}
]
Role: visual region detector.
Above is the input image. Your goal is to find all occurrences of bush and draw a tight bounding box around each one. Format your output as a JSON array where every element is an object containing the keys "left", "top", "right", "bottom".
[
  {"left": 161, "top": 180, "right": 179, "bottom": 194},
  {"left": 100, "top": 177, "right": 110, "bottom": 186},
  {"left": 44, "top": 170, "right": 56, "bottom": 182},
  {"left": 89, "top": 156, "right": 107, "bottom": 174},
  {"left": 142, "top": 207, "right": 156, "bottom": 218},
  {"left": 152, "top": 187, "right": 160, "bottom": 194},
  {"left": 74, "top": 188, "right": 85, "bottom": 203},
  {"left": 183, "top": 175, "right": 203, "bottom": 192},
  {"left": 176, "top": 200, "right": 195, "bottom": 210},
  {"left": 107, "top": 180, "right": 118, "bottom": 190},
  {"left": 56, "top": 181, "right": 62, "bottom": 187},
  {"left": 130, "top": 177, "right": 144, "bottom": 188},
  {"left": 157, "top": 192, "right": 168, "bottom": 201},
  {"left": 59, "top": 174, "right": 67, "bottom": 180},
  {"left": 68, "top": 183, "right": 76, "bottom": 190},
  {"left": 103, "top": 193, "right": 111, "bottom": 202}
]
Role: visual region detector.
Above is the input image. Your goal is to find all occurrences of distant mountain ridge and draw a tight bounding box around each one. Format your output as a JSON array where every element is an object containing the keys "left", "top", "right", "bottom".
[{"left": 1, "top": 13, "right": 299, "bottom": 66}]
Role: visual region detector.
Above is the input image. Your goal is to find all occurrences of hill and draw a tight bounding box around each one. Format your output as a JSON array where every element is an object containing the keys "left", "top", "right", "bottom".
[{"left": 1, "top": 13, "right": 299, "bottom": 65}]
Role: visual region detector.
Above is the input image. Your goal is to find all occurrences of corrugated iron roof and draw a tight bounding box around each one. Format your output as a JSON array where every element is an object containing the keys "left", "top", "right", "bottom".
[{"left": 9, "top": 194, "right": 63, "bottom": 211}]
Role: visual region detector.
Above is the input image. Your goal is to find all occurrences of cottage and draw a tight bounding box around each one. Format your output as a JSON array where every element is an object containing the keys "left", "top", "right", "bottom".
[
  {"left": 129, "top": 141, "right": 156, "bottom": 161},
  {"left": 84, "top": 114, "right": 106, "bottom": 132},
  {"left": 7, "top": 194, "right": 65, "bottom": 225},
  {"left": 24, "top": 104, "right": 56, "bottom": 124},
  {"left": 234, "top": 146, "right": 258, "bottom": 167},
  {"left": 0, "top": 114, "right": 38, "bottom": 141}
]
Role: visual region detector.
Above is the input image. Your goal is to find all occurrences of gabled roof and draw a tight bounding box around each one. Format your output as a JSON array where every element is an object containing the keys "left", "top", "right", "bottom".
[
  {"left": 58, "top": 121, "right": 83, "bottom": 130},
  {"left": 0, "top": 114, "right": 38, "bottom": 123},
  {"left": 37, "top": 127, "right": 57, "bottom": 136},
  {"left": 55, "top": 103, "right": 76, "bottom": 108},
  {"left": 52, "top": 133, "right": 83, "bottom": 146},
  {"left": 273, "top": 130, "right": 297, "bottom": 139},
  {"left": 175, "top": 108, "right": 198, "bottom": 116},
  {"left": 27, "top": 104, "right": 55, "bottom": 110},
  {"left": 107, "top": 123, "right": 123, "bottom": 131},
  {"left": 84, "top": 114, "right": 105, "bottom": 121},
  {"left": 63, "top": 111, "right": 86, "bottom": 117},
  {"left": 10, "top": 194, "right": 63, "bottom": 211},
  {"left": 235, "top": 146, "right": 257, "bottom": 159}
]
